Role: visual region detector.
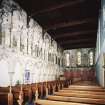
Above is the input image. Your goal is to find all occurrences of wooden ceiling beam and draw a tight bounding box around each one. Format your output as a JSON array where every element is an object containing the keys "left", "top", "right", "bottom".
[
  {"left": 64, "top": 46, "right": 95, "bottom": 50},
  {"left": 56, "top": 33, "right": 96, "bottom": 42},
  {"left": 45, "top": 18, "right": 96, "bottom": 31},
  {"left": 63, "top": 43, "right": 95, "bottom": 50},
  {"left": 54, "top": 30, "right": 96, "bottom": 39},
  {"left": 59, "top": 38, "right": 96, "bottom": 45},
  {"left": 61, "top": 40, "right": 95, "bottom": 46},
  {"left": 30, "top": 0, "right": 86, "bottom": 17}
]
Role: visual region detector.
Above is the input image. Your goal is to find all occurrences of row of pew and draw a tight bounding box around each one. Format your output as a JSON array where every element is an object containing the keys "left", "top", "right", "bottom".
[
  {"left": 0, "top": 80, "right": 70, "bottom": 105},
  {"left": 1, "top": 80, "right": 105, "bottom": 105},
  {"left": 35, "top": 81, "right": 105, "bottom": 105}
]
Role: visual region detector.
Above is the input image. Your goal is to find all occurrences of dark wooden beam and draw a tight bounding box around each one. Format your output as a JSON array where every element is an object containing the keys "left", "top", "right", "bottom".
[
  {"left": 30, "top": 0, "right": 86, "bottom": 17},
  {"left": 63, "top": 43, "right": 96, "bottom": 50},
  {"left": 60, "top": 40, "right": 95, "bottom": 46},
  {"left": 54, "top": 30, "right": 96, "bottom": 39},
  {"left": 64, "top": 46, "right": 95, "bottom": 50},
  {"left": 45, "top": 18, "right": 96, "bottom": 31},
  {"left": 56, "top": 33, "right": 96, "bottom": 42},
  {"left": 59, "top": 38, "right": 96, "bottom": 45}
]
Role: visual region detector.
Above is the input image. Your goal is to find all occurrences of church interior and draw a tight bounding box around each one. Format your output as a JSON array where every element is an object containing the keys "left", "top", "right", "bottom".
[{"left": 0, "top": 0, "right": 105, "bottom": 105}]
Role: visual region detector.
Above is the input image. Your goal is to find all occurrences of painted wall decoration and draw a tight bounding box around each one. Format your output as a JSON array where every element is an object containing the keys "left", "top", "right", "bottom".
[
  {"left": 24, "top": 70, "right": 30, "bottom": 84},
  {"left": 0, "top": 0, "right": 63, "bottom": 86}
]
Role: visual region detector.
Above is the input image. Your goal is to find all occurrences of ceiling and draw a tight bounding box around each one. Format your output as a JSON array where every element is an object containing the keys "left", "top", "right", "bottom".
[{"left": 14, "top": 0, "right": 101, "bottom": 50}]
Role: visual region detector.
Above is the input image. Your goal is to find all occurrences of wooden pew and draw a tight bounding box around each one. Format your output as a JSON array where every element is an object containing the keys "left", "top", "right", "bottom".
[
  {"left": 12, "top": 81, "right": 53, "bottom": 103},
  {"left": 0, "top": 84, "right": 33, "bottom": 105},
  {"left": 31, "top": 82, "right": 53, "bottom": 99},
  {"left": 21, "top": 79, "right": 65, "bottom": 101},
  {"left": 33, "top": 80, "right": 63, "bottom": 99},
  {"left": 0, "top": 80, "right": 66, "bottom": 105},
  {"left": 59, "top": 89, "right": 105, "bottom": 95},
  {"left": 31, "top": 80, "right": 65, "bottom": 97},
  {"left": 47, "top": 95, "right": 105, "bottom": 105},
  {"left": 54, "top": 92, "right": 105, "bottom": 99},
  {"left": 31, "top": 80, "right": 65, "bottom": 100},
  {"left": 12, "top": 82, "right": 50, "bottom": 104},
  {"left": 35, "top": 99, "right": 92, "bottom": 105}
]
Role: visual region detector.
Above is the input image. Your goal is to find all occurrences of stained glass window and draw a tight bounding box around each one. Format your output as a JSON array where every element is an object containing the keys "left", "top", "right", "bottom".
[
  {"left": 77, "top": 51, "right": 81, "bottom": 65},
  {"left": 89, "top": 51, "right": 94, "bottom": 65},
  {"left": 66, "top": 53, "right": 70, "bottom": 66}
]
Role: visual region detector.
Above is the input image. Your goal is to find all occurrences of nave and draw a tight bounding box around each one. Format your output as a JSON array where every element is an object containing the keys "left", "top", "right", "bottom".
[{"left": 0, "top": 0, "right": 105, "bottom": 105}]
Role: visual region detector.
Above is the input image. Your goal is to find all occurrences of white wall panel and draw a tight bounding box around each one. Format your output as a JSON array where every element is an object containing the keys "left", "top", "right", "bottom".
[{"left": 0, "top": 0, "right": 63, "bottom": 86}]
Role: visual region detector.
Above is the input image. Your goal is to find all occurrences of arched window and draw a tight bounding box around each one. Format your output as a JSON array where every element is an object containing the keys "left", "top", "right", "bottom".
[
  {"left": 66, "top": 53, "right": 70, "bottom": 66},
  {"left": 89, "top": 51, "right": 94, "bottom": 66},
  {"left": 77, "top": 51, "right": 81, "bottom": 65}
]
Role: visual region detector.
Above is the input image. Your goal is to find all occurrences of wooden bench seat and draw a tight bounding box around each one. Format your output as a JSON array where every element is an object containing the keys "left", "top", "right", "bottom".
[
  {"left": 63, "top": 87, "right": 105, "bottom": 92},
  {"left": 70, "top": 82, "right": 98, "bottom": 85},
  {"left": 59, "top": 90, "right": 105, "bottom": 95},
  {"left": 35, "top": 99, "right": 92, "bottom": 105},
  {"left": 47, "top": 95, "right": 105, "bottom": 104},
  {"left": 54, "top": 92, "right": 105, "bottom": 99},
  {"left": 69, "top": 85, "right": 102, "bottom": 89}
]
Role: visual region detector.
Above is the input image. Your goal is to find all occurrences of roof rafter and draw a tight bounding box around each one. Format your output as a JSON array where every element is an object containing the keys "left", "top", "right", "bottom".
[
  {"left": 59, "top": 38, "right": 96, "bottom": 45},
  {"left": 61, "top": 40, "right": 95, "bottom": 46},
  {"left": 45, "top": 18, "right": 96, "bottom": 31},
  {"left": 63, "top": 43, "right": 95, "bottom": 50},
  {"left": 54, "top": 30, "right": 96, "bottom": 39},
  {"left": 30, "top": 0, "right": 86, "bottom": 17}
]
